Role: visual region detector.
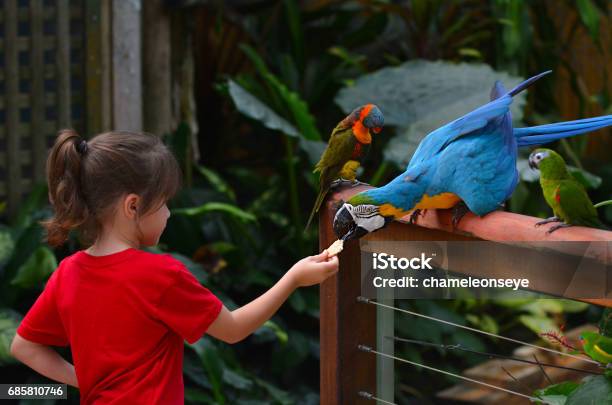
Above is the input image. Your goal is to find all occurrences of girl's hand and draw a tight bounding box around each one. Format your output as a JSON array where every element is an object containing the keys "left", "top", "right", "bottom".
[{"left": 288, "top": 250, "right": 339, "bottom": 288}]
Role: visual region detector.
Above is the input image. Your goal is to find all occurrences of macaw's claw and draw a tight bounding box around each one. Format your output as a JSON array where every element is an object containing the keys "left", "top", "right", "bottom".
[
  {"left": 409, "top": 209, "right": 422, "bottom": 225},
  {"left": 546, "top": 223, "right": 572, "bottom": 234},
  {"left": 535, "top": 216, "right": 561, "bottom": 227},
  {"left": 452, "top": 202, "right": 469, "bottom": 229},
  {"left": 350, "top": 179, "right": 366, "bottom": 188}
]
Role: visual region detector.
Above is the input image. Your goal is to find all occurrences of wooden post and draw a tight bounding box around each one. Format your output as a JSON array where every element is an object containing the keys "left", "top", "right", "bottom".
[
  {"left": 320, "top": 185, "right": 377, "bottom": 405},
  {"left": 143, "top": 0, "right": 172, "bottom": 136},
  {"left": 85, "top": 0, "right": 111, "bottom": 135},
  {"left": 111, "top": 0, "right": 142, "bottom": 131},
  {"left": 85, "top": 0, "right": 143, "bottom": 135}
]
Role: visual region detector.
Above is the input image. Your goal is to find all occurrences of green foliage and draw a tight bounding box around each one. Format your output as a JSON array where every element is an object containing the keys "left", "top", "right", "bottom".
[
  {"left": 0, "top": 309, "right": 21, "bottom": 365},
  {"left": 534, "top": 381, "right": 580, "bottom": 405}
]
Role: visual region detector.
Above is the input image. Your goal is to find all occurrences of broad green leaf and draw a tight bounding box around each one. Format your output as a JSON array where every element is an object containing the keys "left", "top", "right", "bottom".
[
  {"left": 534, "top": 379, "right": 580, "bottom": 405},
  {"left": 222, "top": 368, "right": 253, "bottom": 391},
  {"left": 0, "top": 308, "right": 21, "bottom": 365},
  {"left": 254, "top": 377, "right": 293, "bottom": 405},
  {"left": 262, "top": 320, "right": 288, "bottom": 345},
  {"left": 566, "top": 375, "right": 612, "bottom": 405},
  {"left": 568, "top": 166, "right": 602, "bottom": 189},
  {"left": 334, "top": 60, "right": 526, "bottom": 167},
  {"left": 262, "top": 71, "right": 321, "bottom": 140},
  {"left": 194, "top": 165, "right": 236, "bottom": 202},
  {"left": 11, "top": 246, "right": 58, "bottom": 289},
  {"left": 519, "top": 314, "right": 559, "bottom": 336},
  {"left": 239, "top": 45, "right": 321, "bottom": 140},
  {"left": 576, "top": 0, "right": 601, "bottom": 42},
  {"left": 0, "top": 225, "right": 15, "bottom": 270},
  {"left": 172, "top": 202, "right": 257, "bottom": 223},
  {"left": 228, "top": 80, "right": 300, "bottom": 137}
]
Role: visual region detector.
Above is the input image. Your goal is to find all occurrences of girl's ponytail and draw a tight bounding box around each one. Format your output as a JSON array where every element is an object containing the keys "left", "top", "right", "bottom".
[{"left": 41, "top": 129, "right": 91, "bottom": 247}]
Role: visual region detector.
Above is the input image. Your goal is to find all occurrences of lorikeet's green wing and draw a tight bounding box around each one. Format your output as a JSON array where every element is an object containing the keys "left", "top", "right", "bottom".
[
  {"left": 314, "top": 124, "right": 357, "bottom": 173},
  {"left": 593, "top": 335, "right": 612, "bottom": 358},
  {"left": 306, "top": 124, "right": 359, "bottom": 231},
  {"left": 557, "top": 180, "right": 602, "bottom": 227}
]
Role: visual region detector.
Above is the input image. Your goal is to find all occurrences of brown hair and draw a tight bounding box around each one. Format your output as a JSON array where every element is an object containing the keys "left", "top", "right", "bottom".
[{"left": 40, "top": 129, "right": 182, "bottom": 248}]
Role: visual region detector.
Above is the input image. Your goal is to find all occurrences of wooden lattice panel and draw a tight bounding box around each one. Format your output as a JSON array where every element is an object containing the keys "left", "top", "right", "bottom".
[{"left": 0, "top": 0, "right": 85, "bottom": 216}]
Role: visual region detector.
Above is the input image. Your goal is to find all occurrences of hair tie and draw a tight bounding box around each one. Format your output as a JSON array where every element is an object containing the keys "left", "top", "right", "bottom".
[{"left": 76, "top": 138, "right": 88, "bottom": 155}]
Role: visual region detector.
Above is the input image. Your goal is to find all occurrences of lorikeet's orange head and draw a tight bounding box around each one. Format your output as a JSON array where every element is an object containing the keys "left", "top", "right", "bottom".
[{"left": 359, "top": 103, "right": 384, "bottom": 134}]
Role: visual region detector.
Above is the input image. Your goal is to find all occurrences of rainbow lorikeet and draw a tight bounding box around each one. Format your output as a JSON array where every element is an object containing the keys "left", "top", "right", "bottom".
[
  {"left": 528, "top": 148, "right": 604, "bottom": 233},
  {"left": 579, "top": 331, "right": 612, "bottom": 365},
  {"left": 304, "top": 104, "right": 384, "bottom": 232},
  {"left": 333, "top": 71, "right": 612, "bottom": 241}
]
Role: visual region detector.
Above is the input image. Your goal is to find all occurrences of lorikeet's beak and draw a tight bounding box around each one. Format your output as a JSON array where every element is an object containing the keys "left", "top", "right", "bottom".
[
  {"left": 333, "top": 205, "right": 368, "bottom": 241},
  {"left": 373, "top": 127, "right": 382, "bottom": 134}
]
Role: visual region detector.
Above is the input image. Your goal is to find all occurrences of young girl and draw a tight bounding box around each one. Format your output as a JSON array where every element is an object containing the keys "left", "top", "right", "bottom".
[{"left": 10, "top": 129, "right": 339, "bottom": 404}]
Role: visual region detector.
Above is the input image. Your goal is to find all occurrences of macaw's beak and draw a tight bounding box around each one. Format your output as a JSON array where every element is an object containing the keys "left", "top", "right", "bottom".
[
  {"left": 528, "top": 155, "right": 538, "bottom": 170},
  {"left": 333, "top": 205, "right": 368, "bottom": 241}
]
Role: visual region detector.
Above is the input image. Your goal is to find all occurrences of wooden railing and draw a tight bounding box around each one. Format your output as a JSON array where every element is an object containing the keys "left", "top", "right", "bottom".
[{"left": 319, "top": 184, "right": 612, "bottom": 405}]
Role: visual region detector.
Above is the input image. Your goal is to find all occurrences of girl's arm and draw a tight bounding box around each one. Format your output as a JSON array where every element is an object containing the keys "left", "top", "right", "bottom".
[
  {"left": 207, "top": 250, "right": 338, "bottom": 344},
  {"left": 10, "top": 333, "right": 79, "bottom": 388}
]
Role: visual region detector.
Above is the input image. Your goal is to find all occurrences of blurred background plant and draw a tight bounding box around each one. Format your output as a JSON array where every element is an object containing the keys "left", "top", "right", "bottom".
[{"left": 1, "top": 0, "right": 611, "bottom": 403}]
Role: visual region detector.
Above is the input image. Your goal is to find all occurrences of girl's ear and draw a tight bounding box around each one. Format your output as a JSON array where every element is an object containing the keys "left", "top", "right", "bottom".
[{"left": 122, "top": 193, "right": 140, "bottom": 219}]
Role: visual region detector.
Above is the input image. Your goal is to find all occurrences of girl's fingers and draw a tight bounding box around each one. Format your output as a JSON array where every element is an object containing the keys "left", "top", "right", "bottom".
[
  {"left": 312, "top": 250, "right": 329, "bottom": 262},
  {"left": 322, "top": 256, "right": 339, "bottom": 272}
]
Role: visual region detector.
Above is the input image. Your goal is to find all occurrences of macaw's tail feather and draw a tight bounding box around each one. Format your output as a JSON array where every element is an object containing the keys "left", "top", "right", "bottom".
[
  {"left": 507, "top": 70, "right": 552, "bottom": 97},
  {"left": 304, "top": 188, "right": 329, "bottom": 233},
  {"left": 515, "top": 115, "right": 612, "bottom": 147}
]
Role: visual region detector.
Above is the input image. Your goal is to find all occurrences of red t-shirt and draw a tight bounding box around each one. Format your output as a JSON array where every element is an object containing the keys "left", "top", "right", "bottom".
[{"left": 16, "top": 247, "right": 223, "bottom": 404}]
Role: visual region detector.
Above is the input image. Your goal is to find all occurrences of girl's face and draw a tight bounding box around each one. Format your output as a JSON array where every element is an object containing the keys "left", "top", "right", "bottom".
[{"left": 138, "top": 201, "right": 170, "bottom": 246}]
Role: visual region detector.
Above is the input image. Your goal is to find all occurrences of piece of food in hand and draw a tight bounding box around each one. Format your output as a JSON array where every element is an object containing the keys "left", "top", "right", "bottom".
[{"left": 326, "top": 239, "right": 344, "bottom": 257}]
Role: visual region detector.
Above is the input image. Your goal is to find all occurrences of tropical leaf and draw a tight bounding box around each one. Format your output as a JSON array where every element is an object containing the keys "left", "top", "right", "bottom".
[
  {"left": 228, "top": 80, "right": 300, "bottom": 137},
  {"left": 534, "top": 380, "right": 580, "bottom": 405},
  {"left": 10, "top": 246, "right": 57, "bottom": 289},
  {"left": 576, "top": 0, "right": 601, "bottom": 42},
  {"left": 172, "top": 202, "right": 257, "bottom": 223},
  {"left": 565, "top": 375, "right": 612, "bottom": 405},
  {"left": 0, "top": 308, "right": 21, "bottom": 365},
  {"left": 335, "top": 60, "right": 527, "bottom": 167}
]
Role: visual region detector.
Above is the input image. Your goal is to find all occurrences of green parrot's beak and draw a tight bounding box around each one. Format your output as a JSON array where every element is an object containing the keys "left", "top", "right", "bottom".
[{"left": 528, "top": 153, "right": 539, "bottom": 170}]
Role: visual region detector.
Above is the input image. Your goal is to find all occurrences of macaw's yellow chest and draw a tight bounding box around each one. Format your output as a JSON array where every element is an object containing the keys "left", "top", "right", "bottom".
[
  {"left": 378, "top": 193, "right": 461, "bottom": 220},
  {"left": 414, "top": 193, "right": 461, "bottom": 210}
]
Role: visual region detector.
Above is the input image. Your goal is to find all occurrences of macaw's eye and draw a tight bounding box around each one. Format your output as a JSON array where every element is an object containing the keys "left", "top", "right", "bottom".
[{"left": 536, "top": 153, "right": 543, "bottom": 160}]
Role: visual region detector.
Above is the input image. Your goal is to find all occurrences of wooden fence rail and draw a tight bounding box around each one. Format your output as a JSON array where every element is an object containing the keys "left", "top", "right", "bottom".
[{"left": 319, "top": 184, "right": 612, "bottom": 404}]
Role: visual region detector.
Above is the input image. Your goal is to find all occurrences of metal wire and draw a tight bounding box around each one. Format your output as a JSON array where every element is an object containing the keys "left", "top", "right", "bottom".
[
  {"left": 387, "top": 335, "right": 602, "bottom": 375},
  {"left": 357, "top": 296, "right": 600, "bottom": 365},
  {"left": 358, "top": 391, "right": 398, "bottom": 405},
  {"left": 358, "top": 344, "right": 555, "bottom": 405}
]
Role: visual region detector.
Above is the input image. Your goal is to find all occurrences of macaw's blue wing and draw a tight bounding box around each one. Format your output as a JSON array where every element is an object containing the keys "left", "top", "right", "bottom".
[
  {"left": 409, "top": 94, "right": 514, "bottom": 168},
  {"left": 408, "top": 71, "right": 553, "bottom": 169},
  {"left": 407, "top": 71, "right": 553, "bottom": 216},
  {"left": 515, "top": 115, "right": 612, "bottom": 147}
]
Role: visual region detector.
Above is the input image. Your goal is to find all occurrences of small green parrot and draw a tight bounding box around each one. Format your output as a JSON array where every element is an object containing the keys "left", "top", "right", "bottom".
[
  {"left": 304, "top": 104, "right": 384, "bottom": 232},
  {"left": 529, "top": 148, "right": 604, "bottom": 234},
  {"left": 578, "top": 331, "right": 612, "bottom": 364}
]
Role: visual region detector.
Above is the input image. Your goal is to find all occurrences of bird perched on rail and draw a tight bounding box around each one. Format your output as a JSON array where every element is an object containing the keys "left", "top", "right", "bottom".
[
  {"left": 304, "top": 104, "right": 384, "bottom": 232},
  {"left": 333, "top": 71, "right": 612, "bottom": 241},
  {"left": 579, "top": 331, "right": 612, "bottom": 365},
  {"left": 528, "top": 148, "right": 605, "bottom": 234}
]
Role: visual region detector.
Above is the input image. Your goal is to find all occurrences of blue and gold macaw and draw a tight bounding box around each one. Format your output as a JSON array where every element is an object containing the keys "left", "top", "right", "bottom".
[{"left": 333, "top": 71, "right": 612, "bottom": 241}]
